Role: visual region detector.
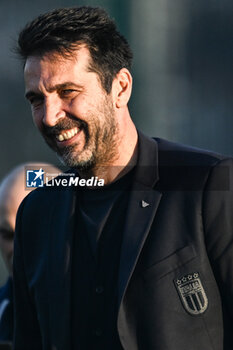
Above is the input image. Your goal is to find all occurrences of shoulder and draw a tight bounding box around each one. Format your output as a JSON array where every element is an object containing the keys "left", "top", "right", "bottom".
[
  {"left": 17, "top": 187, "right": 58, "bottom": 226},
  {"left": 153, "top": 137, "right": 233, "bottom": 191},
  {"left": 16, "top": 170, "right": 77, "bottom": 231},
  {"left": 154, "top": 137, "right": 229, "bottom": 166},
  {"left": 19, "top": 173, "right": 74, "bottom": 216}
]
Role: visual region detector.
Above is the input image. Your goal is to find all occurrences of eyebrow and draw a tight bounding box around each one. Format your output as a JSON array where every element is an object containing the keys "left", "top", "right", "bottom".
[{"left": 25, "top": 82, "right": 83, "bottom": 99}]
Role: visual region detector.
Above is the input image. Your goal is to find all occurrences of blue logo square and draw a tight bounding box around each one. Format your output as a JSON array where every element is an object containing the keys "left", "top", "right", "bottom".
[{"left": 26, "top": 169, "right": 44, "bottom": 188}]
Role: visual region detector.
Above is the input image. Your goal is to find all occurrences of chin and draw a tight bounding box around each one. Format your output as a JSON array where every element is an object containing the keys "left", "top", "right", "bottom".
[{"left": 57, "top": 151, "right": 95, "bottom": 172}]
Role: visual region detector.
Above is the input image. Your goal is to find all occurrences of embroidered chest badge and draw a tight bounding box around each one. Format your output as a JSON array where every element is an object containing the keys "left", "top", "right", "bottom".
[{"left": 174, "top": 272, "right": 208, "bottom": 315}]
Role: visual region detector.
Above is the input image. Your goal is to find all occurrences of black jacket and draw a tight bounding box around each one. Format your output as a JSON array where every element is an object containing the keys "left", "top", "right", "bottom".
[{"left": 13, "top": 132, "right": 233, "bottom": 350}]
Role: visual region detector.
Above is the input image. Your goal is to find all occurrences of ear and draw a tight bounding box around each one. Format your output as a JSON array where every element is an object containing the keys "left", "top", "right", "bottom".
[{"left": 112, "top": 68, "right": 132, "bottom": 108}]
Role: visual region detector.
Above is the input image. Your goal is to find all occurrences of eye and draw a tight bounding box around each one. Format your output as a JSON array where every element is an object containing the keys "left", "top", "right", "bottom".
[
  {"left": 59, "top": 89, "right": 76, "bottom": 98},
  {"left": 27, "top": 94, "right": 44, "bottom": 107}
]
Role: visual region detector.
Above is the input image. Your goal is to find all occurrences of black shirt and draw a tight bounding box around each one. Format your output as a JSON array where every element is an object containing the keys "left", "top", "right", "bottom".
[{"left": 71, "top": 170, "right": 134, "bottom": 350}]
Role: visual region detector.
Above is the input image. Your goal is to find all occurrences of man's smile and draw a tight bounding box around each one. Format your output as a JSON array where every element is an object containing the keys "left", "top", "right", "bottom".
[
  {"left": 56, "top": 126, "right": 80, "bottom": 142},
  {"left": 55, "top": 126, "right": 84, "bottom": 148}
]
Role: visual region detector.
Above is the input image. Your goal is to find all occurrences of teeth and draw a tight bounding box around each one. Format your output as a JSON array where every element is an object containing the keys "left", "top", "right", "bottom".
[
  {"left": 58, "top": 134, "right": 64, "bottom": 142},
  {"left": 56, "top": 127, "right": 79, "bottom": 142}
]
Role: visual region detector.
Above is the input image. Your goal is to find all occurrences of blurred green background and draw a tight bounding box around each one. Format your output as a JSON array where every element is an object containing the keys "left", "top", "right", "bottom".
[{"left": 1, "top": 0, "right": 233, "bottom": 284}]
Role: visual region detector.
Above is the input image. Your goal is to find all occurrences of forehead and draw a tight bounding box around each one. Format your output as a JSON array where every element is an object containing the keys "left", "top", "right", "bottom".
[{"left": 24, "top": 46, "right": 92, "bottom": 86}]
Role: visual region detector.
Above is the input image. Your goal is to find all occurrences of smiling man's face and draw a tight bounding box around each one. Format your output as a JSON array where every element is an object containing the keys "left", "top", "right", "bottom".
[{"left": 24, "top": 46, "right": 120, "bottom": 171}]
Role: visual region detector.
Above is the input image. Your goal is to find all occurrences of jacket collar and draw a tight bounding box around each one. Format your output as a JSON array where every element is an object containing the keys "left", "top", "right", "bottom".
[{"left": 133, "top": 130, "right": 159, "bottom": 188}]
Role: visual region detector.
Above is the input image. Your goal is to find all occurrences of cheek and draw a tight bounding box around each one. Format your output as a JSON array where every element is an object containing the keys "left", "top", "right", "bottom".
[{"left": 70, "top": 94, "right": 98, "bottom": 118}]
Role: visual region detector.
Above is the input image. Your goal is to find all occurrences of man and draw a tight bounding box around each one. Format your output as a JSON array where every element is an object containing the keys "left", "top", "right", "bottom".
[
  {"left": 0, "top": 163, "right": 60, "bottom": 342},
  {"left": 13, "top": 6, "right": 233, "bottom": 350}
]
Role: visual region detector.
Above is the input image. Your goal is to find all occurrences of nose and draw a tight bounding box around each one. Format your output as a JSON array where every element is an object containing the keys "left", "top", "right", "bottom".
[{"left": 42, "top": 96, "right": 66, "bottom": 127}]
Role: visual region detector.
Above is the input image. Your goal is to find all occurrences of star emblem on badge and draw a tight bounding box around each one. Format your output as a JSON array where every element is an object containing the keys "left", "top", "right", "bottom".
[{"left": 33, "top": 168, "right": 45, "bottom": 180}]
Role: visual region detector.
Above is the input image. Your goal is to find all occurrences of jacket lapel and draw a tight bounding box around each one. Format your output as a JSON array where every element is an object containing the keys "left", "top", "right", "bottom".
[
  {"left": 48, "top": 186, "right": 76, "bottom": 350},
  {"left": 118, "top": 132, "right": 162, "bottom": 307}
]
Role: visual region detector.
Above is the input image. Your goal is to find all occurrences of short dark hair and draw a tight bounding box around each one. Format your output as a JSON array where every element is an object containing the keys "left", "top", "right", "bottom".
[{"left": 17, "top": 6, "right": 133, "bottom": 93}]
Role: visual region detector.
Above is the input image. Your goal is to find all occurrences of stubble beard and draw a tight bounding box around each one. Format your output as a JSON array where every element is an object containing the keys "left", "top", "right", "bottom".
[{"left": 43, "top": 96, "right": 120, "bottom": 175}]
